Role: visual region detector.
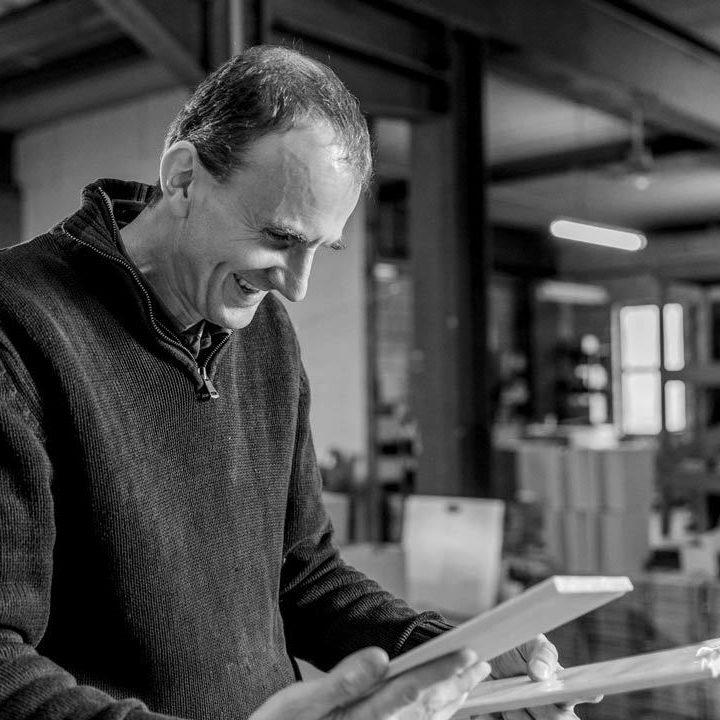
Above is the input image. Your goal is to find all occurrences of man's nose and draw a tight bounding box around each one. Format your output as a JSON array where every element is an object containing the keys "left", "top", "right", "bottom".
[{"left": 281, "top": 248, "right": 315, "bottom": 302}]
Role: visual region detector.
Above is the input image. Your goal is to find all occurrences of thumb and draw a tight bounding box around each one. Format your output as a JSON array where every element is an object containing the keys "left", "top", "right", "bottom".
[{"left": 319, "top": 647, "right": 390, "bottom": 709}]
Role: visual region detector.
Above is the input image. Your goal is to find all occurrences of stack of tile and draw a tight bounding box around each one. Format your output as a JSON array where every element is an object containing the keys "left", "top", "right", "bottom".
[
  {"left": 562, "top": 447, "right": 602, "bottom": 573},
  {"left": 504, "top": 439, "right": 656, "bottom": 574},
  {"left": 511, "top": 442, "right": 568, "bottom": 570},
  {"left": 595, "top": 443, "right": 655, "bottom": 575}
]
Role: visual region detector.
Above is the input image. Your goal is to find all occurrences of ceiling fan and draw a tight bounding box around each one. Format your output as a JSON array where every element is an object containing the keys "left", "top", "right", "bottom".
[{"left": 605, "top": 105, "right": 655, "bottom": 190}]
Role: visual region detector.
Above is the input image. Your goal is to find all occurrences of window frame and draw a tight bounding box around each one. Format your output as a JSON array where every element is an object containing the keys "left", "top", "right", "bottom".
[{"left": 614, "top": 300, "right": 686, "bottom": 436}]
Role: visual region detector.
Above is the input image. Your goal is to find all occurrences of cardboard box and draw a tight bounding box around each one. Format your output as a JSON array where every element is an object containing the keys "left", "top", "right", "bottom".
[
  {"left": 515, "top": 442, "right": 565, "bottom": 507},
  {"left": 562, "top": 510, "right": 600, "bottom": 573},
  {"left": 564, "top": 448, "right": 601, "bottom": 510},
  {"left": 598, "top": 511, "right": 650, "bottom": 575},
  {"left": 542, "top": 506, "right": 566, "bottom": 570},
  {"left": 597, "top": 443, "right": 655, "bottom": 511}
]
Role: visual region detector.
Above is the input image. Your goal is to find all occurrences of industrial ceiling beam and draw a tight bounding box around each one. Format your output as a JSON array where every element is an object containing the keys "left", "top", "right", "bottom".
[
  {"left": 387, "top": 0, "right": 720, "bottom": 146},
  {"left": 0, "top": 0, "right": 115, "bottom": 73},
  {"left": 269, "top": 0, "right": 447, "bottom": 79},
  {"left": 266, "top": 0, "right": 448, "bottom": 115},
  {"left": 269, "top": 32, "right": 446, "bottom": 116},
  {"left": 0, "top": 57, "right": 177, "bottom": 130},
  {"left": 491, "top": 134, "right": 710, "bottom": 183},
  {"left": 91, "top": 0, "right": 205, "bottom": 85}
]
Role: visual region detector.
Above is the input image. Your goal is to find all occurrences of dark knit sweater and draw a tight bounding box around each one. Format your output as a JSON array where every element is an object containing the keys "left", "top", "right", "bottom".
[{"left": 0, "top": 180, "right": 450, "bottom": 720}]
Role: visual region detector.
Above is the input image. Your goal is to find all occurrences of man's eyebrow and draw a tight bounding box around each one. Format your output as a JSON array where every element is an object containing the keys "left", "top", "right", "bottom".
[
  {"left": 266, "top": 222, "right": 346, "bottom": 249},
  {"left": 266, "top": 223, "right": 309, "bottom": 243}
]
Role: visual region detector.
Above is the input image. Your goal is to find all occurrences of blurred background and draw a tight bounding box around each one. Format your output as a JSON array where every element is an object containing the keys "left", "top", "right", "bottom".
[{"left": 4, "top": 1, "right": 720, "bottom": 715}]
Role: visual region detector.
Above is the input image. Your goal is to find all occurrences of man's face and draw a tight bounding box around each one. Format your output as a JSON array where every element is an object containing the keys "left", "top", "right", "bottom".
[{"left": 173, "top": 123, "right": 361, "bottom": 329}]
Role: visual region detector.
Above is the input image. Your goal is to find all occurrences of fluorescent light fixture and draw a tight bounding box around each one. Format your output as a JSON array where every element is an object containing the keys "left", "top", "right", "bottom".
[
  {"left": 536, "top": 280, "right": 609, "bottom": 306},
  {"left": 549, "top": 218, "right": 647, "bottom": 252}
]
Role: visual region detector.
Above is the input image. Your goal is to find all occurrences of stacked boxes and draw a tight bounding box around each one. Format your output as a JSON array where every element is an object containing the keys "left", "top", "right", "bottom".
[
  {"left": 510, "top": 442, "right": 567, "bottom": 569},
  {"left": 502, "top": 440, "right": 656, "bottom": 574},
  {"left": 596, "top": 444, "right": 655, "bottom": 575}
]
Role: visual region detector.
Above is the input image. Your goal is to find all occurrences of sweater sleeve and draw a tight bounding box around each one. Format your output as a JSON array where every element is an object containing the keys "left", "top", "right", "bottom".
[
  {"left": 279, "top": 366, "right": 452, "bottom": 671},
  {"left": 0, "top": 348, "right": 178, "bottom": 720}
]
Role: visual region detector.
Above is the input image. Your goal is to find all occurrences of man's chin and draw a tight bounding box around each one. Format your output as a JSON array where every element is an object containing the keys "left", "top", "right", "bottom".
[{"left": 222, "top": 305, "right": 260, "bottom": 330}]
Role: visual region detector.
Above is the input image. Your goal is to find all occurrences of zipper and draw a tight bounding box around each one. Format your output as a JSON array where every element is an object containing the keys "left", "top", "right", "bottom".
[
  {"left": 198, "top": 333, "right": 231, "bottom": 400},
  {"left": 199, "top": 367, "right": 219, "bottom": 400},
  {"left": 61, "top": 188, "right": 233, "bottom": 400}
]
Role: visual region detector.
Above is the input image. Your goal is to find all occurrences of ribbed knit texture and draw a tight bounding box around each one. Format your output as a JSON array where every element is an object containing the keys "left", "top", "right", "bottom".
[{"left": 0, "top": 180, "right": 449, "bottom": 720}]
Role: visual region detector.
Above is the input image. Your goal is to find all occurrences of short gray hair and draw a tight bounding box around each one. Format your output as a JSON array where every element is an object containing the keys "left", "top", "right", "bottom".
[{"left": 154, "top": 45, "right": 372, "bottom": 200}]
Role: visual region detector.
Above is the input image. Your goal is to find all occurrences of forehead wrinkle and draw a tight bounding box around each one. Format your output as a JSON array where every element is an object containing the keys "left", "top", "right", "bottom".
[{"left": 279, "top": 144, "right": 318, "bottom": 211}]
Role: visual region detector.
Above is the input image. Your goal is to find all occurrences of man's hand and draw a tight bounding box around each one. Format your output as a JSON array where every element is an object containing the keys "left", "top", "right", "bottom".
[
  {"left": 249, "top": 646, "right": 491, "bottom": 720},
  {"left": 488, "top": 635, "right": 601, "bottom": 720}
]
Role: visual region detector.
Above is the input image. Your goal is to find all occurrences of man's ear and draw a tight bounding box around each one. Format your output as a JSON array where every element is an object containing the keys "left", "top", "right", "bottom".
[{"left": 159, "top": 141, "right": 199, "bottom": 216}]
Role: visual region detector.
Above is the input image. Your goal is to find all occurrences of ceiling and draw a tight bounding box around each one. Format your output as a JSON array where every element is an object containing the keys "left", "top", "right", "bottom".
[
  {"left": 4, "top": 0, "right": 720, "bottom": 245},
  {"left": 481, "top": 0, "right": 720, "bottom": 238},
  {"left": 486, "top": 71, "right": 720, "bottom": 235}
]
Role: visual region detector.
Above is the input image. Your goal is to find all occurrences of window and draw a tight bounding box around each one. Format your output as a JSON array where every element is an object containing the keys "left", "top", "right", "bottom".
[{"left": 619, "top": 303, "right": 685, "bottom": 435}]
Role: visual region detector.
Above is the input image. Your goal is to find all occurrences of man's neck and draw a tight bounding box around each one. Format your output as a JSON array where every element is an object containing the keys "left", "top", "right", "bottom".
[{"left": 119, "top": 207, "right": 201, "bottom": 332}]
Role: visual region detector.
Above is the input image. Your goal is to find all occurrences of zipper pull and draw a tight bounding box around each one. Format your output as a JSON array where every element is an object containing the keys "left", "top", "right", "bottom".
[{"left": 199, "top": 366, "right": 220, "bottom": 400}]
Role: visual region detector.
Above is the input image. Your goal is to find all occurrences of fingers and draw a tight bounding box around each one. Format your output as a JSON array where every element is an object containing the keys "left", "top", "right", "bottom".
[
  {"left": 491, "top": 636, "right": 561, "bottom": 682},
  {"left": 502, "top": 704, "right": 579, "bottom": 720},
  {"left": 359, "top": 651, "right": 491, "bottom": 719},
  {"left": 561, "top": 693, "right": 603, "bottom": 708},
  {"left": 323, "top": 646, "right": 390, "bottom": 706},
  {"left": 525, "top": 636, "right": 559, "bottom": 681},
  {"left": 246, "top": 650, "right": 390, "bottom": 720}
]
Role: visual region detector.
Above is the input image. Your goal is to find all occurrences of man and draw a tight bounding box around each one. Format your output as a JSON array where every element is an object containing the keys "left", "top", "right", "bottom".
[{"left": 0, "top": 45, "right": 583, "bottom": 720}]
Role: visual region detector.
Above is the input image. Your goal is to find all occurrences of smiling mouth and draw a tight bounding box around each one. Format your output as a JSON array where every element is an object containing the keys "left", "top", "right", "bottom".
[{"left": 233, "top": 273, "right": 261, "bottom": 295}]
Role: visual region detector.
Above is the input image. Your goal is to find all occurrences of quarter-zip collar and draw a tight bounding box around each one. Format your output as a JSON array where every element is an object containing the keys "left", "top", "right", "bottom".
[
  {"left": 58, "top": 179, "right": 234, "bottom": 400},
  {"left": 61, "top": 178, "right": 155, "bottom": 258}
]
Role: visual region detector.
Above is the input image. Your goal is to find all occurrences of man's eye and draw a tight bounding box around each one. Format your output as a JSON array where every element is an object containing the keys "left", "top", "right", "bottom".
[{"left": 267, "top": 231, "right": 292, "bottom": 246}]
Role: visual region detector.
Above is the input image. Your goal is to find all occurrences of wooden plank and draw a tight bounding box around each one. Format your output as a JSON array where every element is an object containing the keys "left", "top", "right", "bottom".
[
  {"left": 457, "top": 637, "right": 720, "bottom": 717},
  {"left": 91, "top": 0, "right": 204, "bottom": 84},
  {"left": 387, "top": 575, "right": 633, "bottom": 679}
]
